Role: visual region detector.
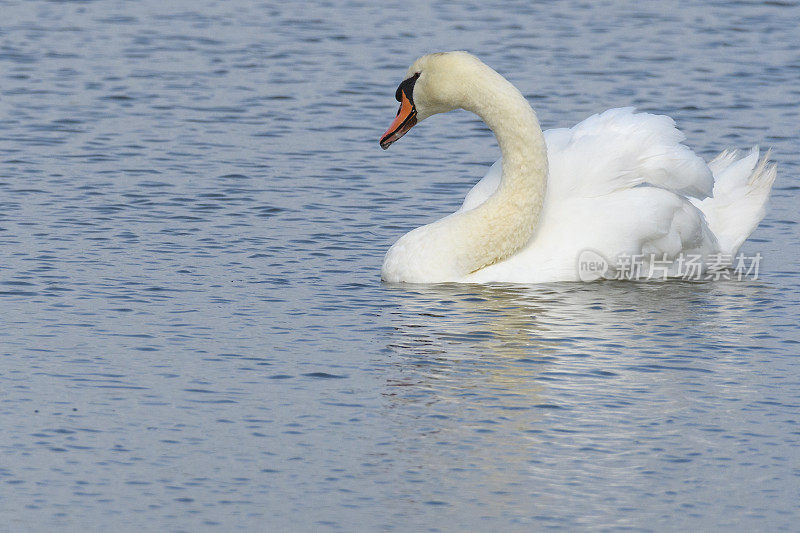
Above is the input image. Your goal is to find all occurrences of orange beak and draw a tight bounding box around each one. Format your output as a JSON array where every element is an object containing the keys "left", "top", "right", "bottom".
[{"left": 379, "top": 90, "right": 417, "bottom": 150}]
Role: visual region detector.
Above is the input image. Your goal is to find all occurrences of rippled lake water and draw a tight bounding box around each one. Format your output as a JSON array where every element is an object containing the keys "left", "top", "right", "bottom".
[{"left": 1, "top": 0, "right": 799, "bottom": 531}]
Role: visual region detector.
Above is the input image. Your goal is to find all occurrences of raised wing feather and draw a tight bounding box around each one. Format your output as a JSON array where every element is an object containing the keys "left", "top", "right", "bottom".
[
  {"left": 461, "top": 108, "right": 714, "bottom": 214},
  {"left": 546, "top": 107, "right": 713, "bottom": 200}
]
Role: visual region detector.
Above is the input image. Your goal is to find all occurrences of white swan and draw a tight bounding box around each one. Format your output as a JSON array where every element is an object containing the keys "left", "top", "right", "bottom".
[{"left": 379, "top": 51, "right": 776, "bottom": 283}]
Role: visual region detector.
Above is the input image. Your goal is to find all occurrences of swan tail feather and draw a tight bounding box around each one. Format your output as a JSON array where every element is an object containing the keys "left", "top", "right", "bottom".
[{"left": 696, "top": 147, "right": 777, "bottom": 256}]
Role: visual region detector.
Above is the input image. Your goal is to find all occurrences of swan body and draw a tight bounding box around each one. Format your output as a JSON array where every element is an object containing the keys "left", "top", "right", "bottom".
[{"left": 379, "top": 52, "right": 776, "bottom": 283}]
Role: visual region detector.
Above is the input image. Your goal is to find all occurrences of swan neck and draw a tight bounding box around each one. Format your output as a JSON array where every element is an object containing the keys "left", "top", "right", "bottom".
[
  {"left": 471, "top": 79, "right": 547, "bottom": 181},
  {"left": 450, "top": 73, "right": 547, "bottom": 274},
  {"left": 382, "top": 63, "right": 549, "bottom": 283}
]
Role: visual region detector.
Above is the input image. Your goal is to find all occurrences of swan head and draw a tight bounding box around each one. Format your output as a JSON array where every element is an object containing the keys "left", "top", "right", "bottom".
[{"left": 380, "top": 51, "right": 490, "bottom": 149}]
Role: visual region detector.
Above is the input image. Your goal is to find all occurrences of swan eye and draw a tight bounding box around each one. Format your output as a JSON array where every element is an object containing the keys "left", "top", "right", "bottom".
[{"left": 395, "top": 72, "right": 421, "bottom": 103}]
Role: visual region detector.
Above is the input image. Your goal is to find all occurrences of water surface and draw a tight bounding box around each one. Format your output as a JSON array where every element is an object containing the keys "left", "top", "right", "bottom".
[{"left": 1, "top": 0, "right": 799, "bottom": 531}]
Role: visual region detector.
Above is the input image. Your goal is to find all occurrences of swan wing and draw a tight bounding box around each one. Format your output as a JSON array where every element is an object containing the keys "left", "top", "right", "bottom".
[
  {"left": 547, "top": 107, "right": 713, "bottom": 200},
  {"left": 460, "top": 107, "right": 714, "bottom": 213},
  {"left": 459, "top": 159, "right": 502, "bottom": 212}
]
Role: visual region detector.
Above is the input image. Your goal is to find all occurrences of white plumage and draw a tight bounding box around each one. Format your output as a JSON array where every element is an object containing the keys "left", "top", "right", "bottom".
[{"left": 380, "top": 52, "right": 776, "bottom": 283}]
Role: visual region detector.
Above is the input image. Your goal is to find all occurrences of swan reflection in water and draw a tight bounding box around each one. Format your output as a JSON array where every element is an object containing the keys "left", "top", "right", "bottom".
[
  {"left": 373, "top": 280, "right": 772, "bottom": 513},
  {"left": 380, "top": 280, "right": 770, "bottom": 416}
]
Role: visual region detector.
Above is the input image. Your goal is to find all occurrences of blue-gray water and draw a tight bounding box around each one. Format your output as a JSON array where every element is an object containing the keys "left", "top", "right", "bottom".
[{"left": 1, "top": 0, "right": 799, "bottom": 531}]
